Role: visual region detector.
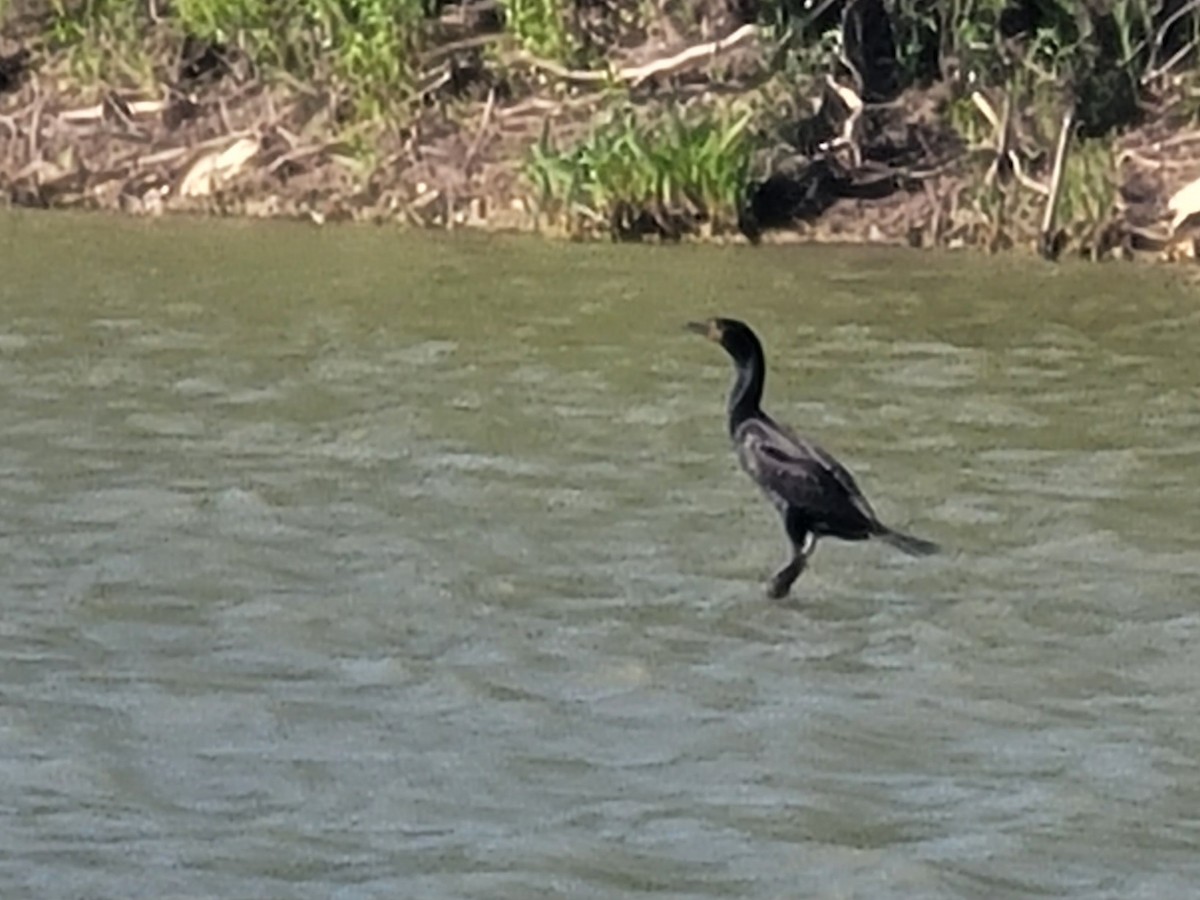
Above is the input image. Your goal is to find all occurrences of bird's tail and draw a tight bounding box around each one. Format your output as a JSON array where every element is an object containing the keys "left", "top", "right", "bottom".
[{"left": 875, "top": 526, "right": 939, "bottom": 557}]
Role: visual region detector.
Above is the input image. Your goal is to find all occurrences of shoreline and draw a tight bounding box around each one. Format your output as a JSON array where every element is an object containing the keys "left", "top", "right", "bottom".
[{"left": 2, "top": 5, "right": 1200, "bottom": 261}]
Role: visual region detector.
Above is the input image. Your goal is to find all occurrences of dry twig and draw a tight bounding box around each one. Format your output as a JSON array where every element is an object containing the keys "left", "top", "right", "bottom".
[
  {"left": 464, "top": 87, "right": 497, "bottom": 175},
  {"left": 1039, "top": 108, "right": 1074, "bottom": 259},
  {"left": 1144, "top": 0, "right": 1200, "bottom": 83},
  {"left": 514, "top": 23, "right": 760, "bottom": 87}
]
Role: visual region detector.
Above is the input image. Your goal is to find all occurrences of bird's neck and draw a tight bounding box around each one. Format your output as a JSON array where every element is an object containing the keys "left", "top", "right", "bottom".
[{"left": 726, "top": 356, "right": 764, "bottom": 435}]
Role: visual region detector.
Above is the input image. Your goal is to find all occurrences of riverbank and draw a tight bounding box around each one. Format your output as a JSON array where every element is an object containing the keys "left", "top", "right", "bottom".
[{"left": 4, "top": 1, "right": 1200, "bottom": 260}]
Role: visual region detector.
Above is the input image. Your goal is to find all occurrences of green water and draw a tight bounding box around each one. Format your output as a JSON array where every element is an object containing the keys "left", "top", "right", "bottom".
[{"left": 2, "top": 210, "right": 1199, "bottom": 898}]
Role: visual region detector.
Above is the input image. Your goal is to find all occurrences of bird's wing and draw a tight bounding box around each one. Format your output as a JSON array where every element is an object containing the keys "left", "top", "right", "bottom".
[
  {"left": 801, "top": 438, "right": 878, "bottom": 519},
  {"left": 737, "top": 420, "right": 879, "bottom": 527},
  {"left": 769, "top": 417, "right": 878, "bottom": 515}
]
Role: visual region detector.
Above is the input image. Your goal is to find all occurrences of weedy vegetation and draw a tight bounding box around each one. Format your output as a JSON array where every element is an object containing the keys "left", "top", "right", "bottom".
[
  {"left": 498, "top": 0, "right": 575, "bottom": 61},
  {"left": 6, "top": 0, "right": 1200, "bottom": 250},
  {"left": 43, "top": 0, "right": 427, "bottom": 118},
  {"left": 526, "top": 103, "right": 755, "bottom": 239}
]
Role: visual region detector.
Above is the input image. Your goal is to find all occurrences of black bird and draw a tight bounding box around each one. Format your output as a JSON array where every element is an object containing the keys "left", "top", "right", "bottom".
[{"left": 688, "top": 317, "right": 938, "bottom": 599}]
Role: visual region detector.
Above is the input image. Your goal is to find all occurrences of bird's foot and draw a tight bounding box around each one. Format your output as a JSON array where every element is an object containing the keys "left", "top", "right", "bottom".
[
  {"left": 766, "top": 575, "right": 793, "bottom": 601},
  {"left": 766, "top": 555, "right": 806, "bottom": 601}
]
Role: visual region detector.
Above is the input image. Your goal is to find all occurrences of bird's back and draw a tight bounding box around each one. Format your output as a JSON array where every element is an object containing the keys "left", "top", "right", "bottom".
[{"left": 733, "top": 413, "right": 880, "bottom": 534}]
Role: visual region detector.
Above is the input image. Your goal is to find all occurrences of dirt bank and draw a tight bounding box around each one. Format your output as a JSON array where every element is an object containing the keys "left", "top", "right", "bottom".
[{"left": 3, "top": 4, "right": 1200, "bottom": 261}]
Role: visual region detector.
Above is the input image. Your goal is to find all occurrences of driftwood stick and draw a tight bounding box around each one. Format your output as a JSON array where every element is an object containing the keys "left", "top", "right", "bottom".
[
  {"left": 264, "top": 141, "right": 339, "bottom": 175},
  {"left": 1039, "top": 107, "right": 1075, "bottom": 260},
  {"left": 137, "top": 129, "right": 256, "bottom": 168},
  {"left": 131, "top": 145, "right": 191, "bottom": 168},
  {"left": 58, "top": 98, "right": 167, "bottom": 124},
  {"left": 516, "top": 23, "right": 759, "bottom": 87},
  {"left": 617, "top": 22, "right": 759, "bottom": 85},
  {"left": 1150, "top": 128, "right": 1200, "bottom": 152},
  {"left": 422, "top": 32, "right": 504, "bottom": 64}
]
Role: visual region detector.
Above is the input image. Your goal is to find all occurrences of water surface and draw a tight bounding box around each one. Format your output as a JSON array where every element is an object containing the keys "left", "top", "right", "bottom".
[{"left": 2, "top": 212, "right": 1199, "bottom": 898}]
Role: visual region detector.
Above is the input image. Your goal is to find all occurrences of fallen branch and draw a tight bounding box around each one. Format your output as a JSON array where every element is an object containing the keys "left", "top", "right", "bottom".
[
  {"left": 177, "top": 135, "right": 260, "bottom": 197},
  {"left": 515, "top": 23, "right": 760, "bottom": 87},
  {"left": 496, "top": 91, "right": 609, "bottom": 121},
  {"left": 1116, "top": 147, "right": 1197, "bottom": 170},
  {"left": 130, "top": 145, "right": 192, "bottom": 169},
  {"left": 1149, "top": 128, "right": 1200, "bottom": 153},
  {"left": 135, "top": 130, "right": 255, "bottom": 169},
  {"left": 422, "top": 32, "right": 504, "bottom": 65},
  {"left": 265, "top": 140, "right": 345, "bottom": 175},
  {"left": 11, "top": 156, "right": 59, "bottom": 183},
  {"left": 58, "top": 98, "right": 168, "bottom": 123}
]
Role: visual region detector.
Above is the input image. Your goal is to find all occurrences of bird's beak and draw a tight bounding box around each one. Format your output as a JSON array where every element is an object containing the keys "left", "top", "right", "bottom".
[{"left": 686, "top": 320, "right": 721, "bottom": 342}]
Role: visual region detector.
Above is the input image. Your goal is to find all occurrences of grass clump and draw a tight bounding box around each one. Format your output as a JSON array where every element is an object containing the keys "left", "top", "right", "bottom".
[
  {"left": 498, "top": 0, "right": 575, "bottom": 61},
  {"left": 42, "top": 0, "right": 427, "bottom": 120},
  {"left": 525, "top": 102, "right": 757, "bottom": 240},
  {"left": 1057, "top": 138, "right": 1117, "bottom": 254},
  {"left": 175, "top": 0, "right": 427, "bottom": 120},
  {"left": 45, "top": 0, "right": 159, "bottom": 89}
]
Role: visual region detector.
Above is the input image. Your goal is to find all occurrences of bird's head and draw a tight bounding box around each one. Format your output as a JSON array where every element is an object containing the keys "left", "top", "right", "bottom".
[{"left": 686, "top": 317, "right": 762, "bottom": 363}]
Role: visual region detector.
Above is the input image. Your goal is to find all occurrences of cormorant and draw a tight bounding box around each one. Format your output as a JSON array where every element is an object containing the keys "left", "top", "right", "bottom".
[{"left": 688, "top": 317, "right": 938, "bottom": 599}]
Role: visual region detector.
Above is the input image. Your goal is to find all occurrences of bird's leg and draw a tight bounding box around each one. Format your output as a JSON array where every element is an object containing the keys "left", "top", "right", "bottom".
[{"left": 766, "top": 530, "right": 815, "bottom": 600}]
